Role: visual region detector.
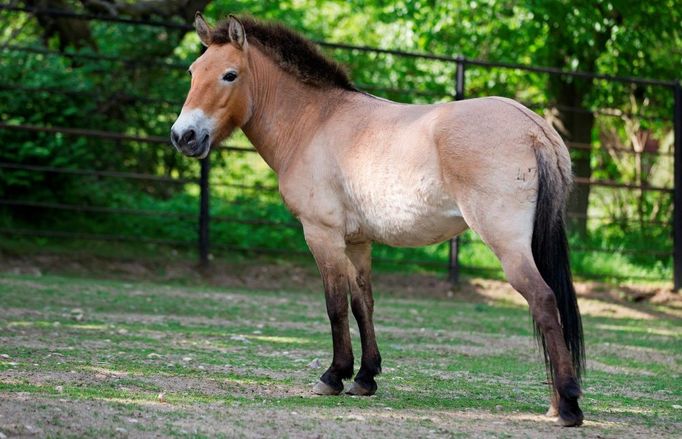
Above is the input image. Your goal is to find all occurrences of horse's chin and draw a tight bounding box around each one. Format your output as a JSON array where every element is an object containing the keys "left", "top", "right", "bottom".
[
  {"left": 182, "top": 140, "right": 210, "bottom": 159},
  {"left": 187, "top": 123, "right": 242, "bottom": 159},
  {"left": 195, "top": 145, "right": 211, "bottom": 159}
]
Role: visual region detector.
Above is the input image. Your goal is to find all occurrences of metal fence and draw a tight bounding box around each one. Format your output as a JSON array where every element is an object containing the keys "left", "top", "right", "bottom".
[{"left": 1, "top": 5, "right": 680, "bottom": 287}]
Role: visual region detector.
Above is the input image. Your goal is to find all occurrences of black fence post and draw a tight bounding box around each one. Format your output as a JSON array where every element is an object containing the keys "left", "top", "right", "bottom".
[
  {"left": 674, "top": 82, "right": 682, "bottom": 291},
  {"left": 455, "top": 57, "right": 466, "bottom": 101},
  {"left": 198, "top": 156, "right": 210, "bottom": 267},
  {"left": 448, "top": 57, "right": 466, "bottom": 283}
]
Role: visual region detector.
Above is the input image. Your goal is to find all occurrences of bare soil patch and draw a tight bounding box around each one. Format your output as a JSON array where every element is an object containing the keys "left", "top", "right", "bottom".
[
  {"left": 2, "top": 250, "right": 679, "bottom": 319},
  {"left": 1, "top": 393, "right": 678, "bottom": 439}
]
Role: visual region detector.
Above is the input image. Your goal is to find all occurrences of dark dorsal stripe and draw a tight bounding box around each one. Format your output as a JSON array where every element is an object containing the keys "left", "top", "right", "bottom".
[{"left": 210, "top": 15, "right": 357, "bottom": 91}]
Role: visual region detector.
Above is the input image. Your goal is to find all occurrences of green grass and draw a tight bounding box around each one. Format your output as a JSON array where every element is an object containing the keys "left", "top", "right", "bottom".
[{"left": 0, "top": 273, "right": 680, "bottom": 437}]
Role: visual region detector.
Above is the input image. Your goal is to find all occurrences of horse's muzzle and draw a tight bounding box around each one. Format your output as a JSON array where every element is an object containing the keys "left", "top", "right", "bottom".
[{"left": 170, "top": 128, "right": 210, "bottom": 158}]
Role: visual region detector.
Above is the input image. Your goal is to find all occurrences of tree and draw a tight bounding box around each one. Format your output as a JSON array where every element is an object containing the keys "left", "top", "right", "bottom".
[
  {"left": 523, "top": 0, "right": 680, "bottom": 234},
  {"left": 230, "top": 0, "right": 679, "bottom": 235},
  {"left": 0, "top": 0, "right": 213, "bottom": 201},
  {"left": 4, "top": 0, "right": 680, "bottom": 234},
  {"left": 23, "top": 0, "right": 211, "bottom": 51}
]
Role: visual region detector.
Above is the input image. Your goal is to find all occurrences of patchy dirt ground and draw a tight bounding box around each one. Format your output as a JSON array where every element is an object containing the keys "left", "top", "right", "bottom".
[
  {"left": 2, "top": 393, "right": 675, "bottom": 439},
  {"left": 1, "top": 252, "right": 681, "bottom": 438}
]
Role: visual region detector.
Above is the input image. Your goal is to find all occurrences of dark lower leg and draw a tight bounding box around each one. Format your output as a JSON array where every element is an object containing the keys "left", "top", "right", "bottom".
[
  {"left": 349, "top": 280, "right": 381, "bottom": 395},
  {"left": 502, "top": 255, "right": 582, "bottom": 426},
  {"left": 319, "top": 284, "right": 354, "bottom": 392},
  {"left": 533, "top": 295, "right": 583, "bottom": 426}
]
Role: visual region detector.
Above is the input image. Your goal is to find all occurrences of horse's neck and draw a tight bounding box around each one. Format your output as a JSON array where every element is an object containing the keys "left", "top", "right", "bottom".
[{"left": 241, "top": 49, "right": 350, "bottom": 174}]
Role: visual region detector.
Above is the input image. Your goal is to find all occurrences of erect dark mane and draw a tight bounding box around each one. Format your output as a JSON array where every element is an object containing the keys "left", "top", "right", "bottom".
[{"left": 210, "top": 15, "right": 357, "bottom": 91}]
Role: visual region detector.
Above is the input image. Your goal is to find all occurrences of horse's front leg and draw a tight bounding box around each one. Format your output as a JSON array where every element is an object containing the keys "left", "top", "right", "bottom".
[{"left": 304, "top": 225, "right": 355, "bottom": 395}]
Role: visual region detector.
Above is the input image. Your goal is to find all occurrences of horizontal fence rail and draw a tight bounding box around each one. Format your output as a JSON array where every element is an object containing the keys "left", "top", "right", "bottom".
[{"left": 0, "top": 5, "right": 679, "bottom": 287}]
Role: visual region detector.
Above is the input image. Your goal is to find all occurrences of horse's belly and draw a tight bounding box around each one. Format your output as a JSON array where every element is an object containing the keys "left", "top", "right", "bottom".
[
  {"left": 340, "top": 120, "right": 468, "bottom": 247},
  {"left": 345, "top": 183, "right": 468, "bottom": 247},
  {"left": 365, "top": 207, "right": 466, "bottom": 247}
]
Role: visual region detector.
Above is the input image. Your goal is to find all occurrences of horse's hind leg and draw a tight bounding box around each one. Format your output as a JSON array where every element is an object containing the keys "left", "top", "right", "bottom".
[
  {"left": 497, "top": 247, "right": 582, "bottom": 426},
  {"left": 464, "top": 212, "right": 583, "bottom": 426}
]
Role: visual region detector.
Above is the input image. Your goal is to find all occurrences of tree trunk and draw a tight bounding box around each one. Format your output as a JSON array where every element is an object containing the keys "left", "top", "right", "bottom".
[
  {"left": 541, "top": 6, "right": 621, "bottom": 237},
  {"left": 26, "top": 0, "right": 97, "bottom": 50},
  {"left": 551, "top": 79, "right": 595, "bottom": 236},
  {"left": 26, "top": 0, "right": 212, "bottom": 50}
]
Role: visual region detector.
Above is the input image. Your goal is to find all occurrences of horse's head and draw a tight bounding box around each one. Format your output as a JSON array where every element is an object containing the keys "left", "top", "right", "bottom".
[{"left": 171, "top": 13, "right": 252, "bottom": 158}]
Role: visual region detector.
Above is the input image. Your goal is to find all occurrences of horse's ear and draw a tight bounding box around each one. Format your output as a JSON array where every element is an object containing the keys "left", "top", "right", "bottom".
[
  {"left": 194, "top": 12, "right": 212, "bottom": 47},
  {"left": 228, "top": 15, "right": 247, "bottom": 50}
]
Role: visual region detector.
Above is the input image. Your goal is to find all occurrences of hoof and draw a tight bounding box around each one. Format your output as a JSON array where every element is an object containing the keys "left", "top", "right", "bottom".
[
  {"left": 346, "top": 381, "right": 376, "bottom": 396},
  {"left": 556, "top": 415, "right": 584, "bottom": 427},
  {"left": 313, "top": 380, "right": 342, "bottom": 396},
  {"left": 557, "top": 391, "right": 583, "bottom": 427}
]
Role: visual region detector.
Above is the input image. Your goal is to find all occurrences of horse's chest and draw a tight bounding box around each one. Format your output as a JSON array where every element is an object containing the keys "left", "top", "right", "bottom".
[{"left": 343, "top": 174, "right": 465, "bottom": 247}]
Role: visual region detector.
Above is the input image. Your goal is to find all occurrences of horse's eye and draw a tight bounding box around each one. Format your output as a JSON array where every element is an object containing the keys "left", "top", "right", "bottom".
[
  {"left": 187, "top": 69, "right": 192, "bottom": 77},
  {"left": 222, "top": 71, "right": 238, "bottom": 82}
]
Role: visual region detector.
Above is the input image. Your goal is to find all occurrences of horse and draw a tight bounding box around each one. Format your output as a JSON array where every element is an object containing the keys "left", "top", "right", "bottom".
[{"left": 170, "top": 13, "right": 585, "bottom": 427}]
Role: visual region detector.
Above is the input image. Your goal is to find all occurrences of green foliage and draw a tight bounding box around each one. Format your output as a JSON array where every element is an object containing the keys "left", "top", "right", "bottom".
[
  {"left": 0, "top": 15, "right": 198, "bottom": 200},
  {"left": 0, "top": 1, "right": 679, "bottom": 283}
]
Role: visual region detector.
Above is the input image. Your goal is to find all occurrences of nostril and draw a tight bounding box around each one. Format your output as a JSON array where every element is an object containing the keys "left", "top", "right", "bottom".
[
  {"left": 181, "top": 129, "right": 196, "bottom": 144},
  {"left": 171, "top": 130, "right": 180, "bottom": 144}
]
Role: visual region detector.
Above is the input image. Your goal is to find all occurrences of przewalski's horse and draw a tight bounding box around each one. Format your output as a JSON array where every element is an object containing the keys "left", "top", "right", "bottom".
[{"left": 171, "top": 13, "right": 585, "bottom": 427}]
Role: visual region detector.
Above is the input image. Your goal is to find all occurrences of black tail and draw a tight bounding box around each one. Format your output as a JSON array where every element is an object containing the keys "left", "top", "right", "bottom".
[{"left": 531, "top": 151, "right": 585, "bottom": 383}]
